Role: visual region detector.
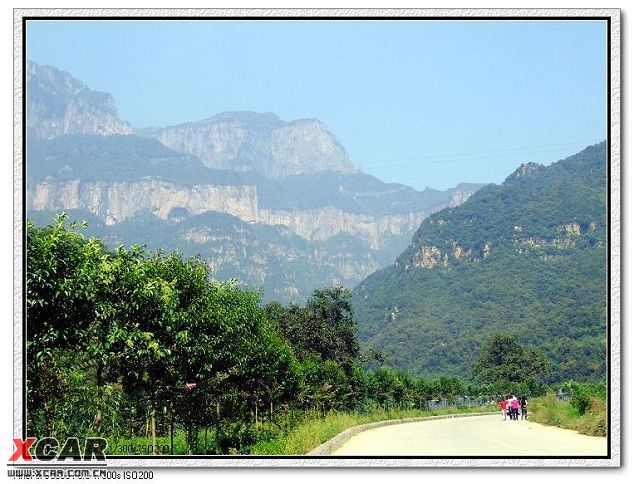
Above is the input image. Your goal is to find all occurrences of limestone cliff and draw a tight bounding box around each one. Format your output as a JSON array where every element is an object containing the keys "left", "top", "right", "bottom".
[
  {"left": 258, "top": 207, "right": 425, "bottom": 249},
  {"left": 29, "top": 180, "right": 258, "bottom": 225},
  {"left": 28, "top": 178, "right": 427, "bottom": 251}
]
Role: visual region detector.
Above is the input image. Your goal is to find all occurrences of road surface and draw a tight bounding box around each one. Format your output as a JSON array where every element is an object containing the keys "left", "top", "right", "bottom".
[{"left": 330, "top": 414, "right": 607, "bottom": 456}]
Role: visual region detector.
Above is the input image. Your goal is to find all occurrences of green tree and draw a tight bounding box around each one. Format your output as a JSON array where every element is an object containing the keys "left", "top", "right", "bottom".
[
  {"left": 26, "top": 214, "right": 103, "bottom": 436},
  {"left": 265, "top": 286, "right": 360, "bottom": 373},
  {"left": 472, "top": 333, "right": 551, "bottom": 385}
]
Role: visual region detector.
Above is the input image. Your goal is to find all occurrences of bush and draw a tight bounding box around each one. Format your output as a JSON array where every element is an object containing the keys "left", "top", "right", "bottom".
[
  {"left": 566, "top": 381, "right": 604, "bottom": 415},
  {"left": 530, "top": 391, "right": 606, "bottom": 437},
  {"left": 571, "top": 387, "right": 592, "bottom": 415}
]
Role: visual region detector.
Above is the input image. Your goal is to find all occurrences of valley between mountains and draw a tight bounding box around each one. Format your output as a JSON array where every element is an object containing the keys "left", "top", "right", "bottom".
[{"left": 26, "top": 60, "right": 606, "bottom": 382}]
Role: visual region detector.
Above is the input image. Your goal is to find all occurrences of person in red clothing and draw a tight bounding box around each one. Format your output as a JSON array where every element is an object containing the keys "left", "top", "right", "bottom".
[{"left": 499, "top": 397, "right": 507, "bottom": 420}]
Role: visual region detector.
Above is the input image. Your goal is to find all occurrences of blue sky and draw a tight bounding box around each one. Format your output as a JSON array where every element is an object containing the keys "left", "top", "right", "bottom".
[{"left": 26, "top": 19, "right": 607, "bottom": 190}]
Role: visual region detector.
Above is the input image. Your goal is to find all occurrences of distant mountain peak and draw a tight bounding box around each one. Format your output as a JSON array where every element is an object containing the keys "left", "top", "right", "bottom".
[
  {"left": 27, "top": 60, "right": 132, "bottom": 139},
  {"left": 156, "top": 111, "right": 357, "bottom": 178},
  {"left": 505, "top": 161, "right": 544, "bottom": 182}
]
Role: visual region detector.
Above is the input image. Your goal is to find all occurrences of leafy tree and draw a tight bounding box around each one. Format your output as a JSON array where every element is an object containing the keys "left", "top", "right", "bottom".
[
  {"left": 307, "top": 287, "right": 360, "bottom": 370},
  {"left": 413, "top": 377, "right": 433, "bottom": 409},
  {"left": 297, "top": 358, "right": 350, "bottom": 413},
  {"left": 431, "top": 376, "right": 465, "bottom": 402},
  {"left": 472, "top": 333, "right": 551, "bottom": 385},
  {"left": 26, "top": 214, "right": 103, "bottom": 435},
  {"left": 265, "top": 286, "right": 360, "bottom": 373},
  {"left": 89, "top": 246, "right": 178, "bottom": 450}
]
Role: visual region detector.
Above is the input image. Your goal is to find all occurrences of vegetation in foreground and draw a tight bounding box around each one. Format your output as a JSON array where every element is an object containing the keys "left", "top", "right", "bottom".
[
  {"left": 530, "top": 382, "right": 607, "bottom": 437},
  {"left": 26, "top": 214, "right": 601, "bottom": 455},
  {"left": 248, "top": 405, "right": 496, "bottom": 455}
]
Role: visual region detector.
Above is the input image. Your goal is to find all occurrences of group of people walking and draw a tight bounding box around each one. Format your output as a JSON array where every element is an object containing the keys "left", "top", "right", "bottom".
[{"left": 499, "top": 394, "right": 527, "bottom": 421}]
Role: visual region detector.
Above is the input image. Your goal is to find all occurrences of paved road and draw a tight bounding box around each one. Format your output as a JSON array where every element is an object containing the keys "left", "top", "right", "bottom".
[{"left": 331, "top": 414, "right": 607, "bottom": 456}]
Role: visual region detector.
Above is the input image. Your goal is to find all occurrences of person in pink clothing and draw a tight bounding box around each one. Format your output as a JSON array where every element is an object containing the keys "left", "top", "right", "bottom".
[{"left": 511, "top": 395, "right": 520, "bottom": 420}]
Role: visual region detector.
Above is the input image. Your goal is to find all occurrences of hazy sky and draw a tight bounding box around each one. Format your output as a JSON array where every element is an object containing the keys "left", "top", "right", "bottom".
[{"left": 26, "top": 19, "right": 607, "bottom": 190}]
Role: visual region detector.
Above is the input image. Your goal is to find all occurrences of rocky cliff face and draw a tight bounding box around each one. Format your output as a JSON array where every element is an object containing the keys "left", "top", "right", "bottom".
[
  {"left": 27, "top": 61, "right": 132, "bottom": 139},
  {"left": 28, "top": 208, "right": 385, "bottom": 303},
  {"left": 155, "top": 112, "right": 357, "bottom": 178},
  {"left": 506, "top": 161, "right": 545, "bottom": 181},
  {"left": 258, "top": 207, "right": 425, "bottom": 249},
  {"left": 28, "top": 178, "right": 428, "bottom": 250},
  {"left": 29, "top": 180, "right": 259, "bottom": 225}
]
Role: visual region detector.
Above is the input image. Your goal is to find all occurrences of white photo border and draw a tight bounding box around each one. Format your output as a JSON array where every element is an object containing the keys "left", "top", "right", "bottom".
[{"left": 13, "top": 7, "right": 621, "bottom": 468}]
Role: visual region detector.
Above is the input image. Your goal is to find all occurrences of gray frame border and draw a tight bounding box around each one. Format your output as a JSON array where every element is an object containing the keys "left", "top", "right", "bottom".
[{"left": 13, "top": 7, "right": 621, "bottom": 468}]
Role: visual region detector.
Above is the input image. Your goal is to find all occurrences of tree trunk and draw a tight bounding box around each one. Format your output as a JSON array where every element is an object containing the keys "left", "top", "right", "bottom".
[
  {"left": 215, "top": 400, "right": 221, "bottom": 455},
  {"left": 151, "top": 408, "right": 157, "bottom": 455},
  {"left": 169, "top": 403, "right": 175, "bottom": 455},
  {"left": 96, "top": 362, "right": 104, "bottom": 387},
  {"left": 44, "top": 400, "right": 52, "bottom": 437},
  {"left": 95, "top": 362, "right": 104, "bottom": 435}
]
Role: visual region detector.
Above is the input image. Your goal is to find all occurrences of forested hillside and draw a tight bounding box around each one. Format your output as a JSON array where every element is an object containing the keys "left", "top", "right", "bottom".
[{"left": 353, "top": 142, "right": 607, "bottom": 381}]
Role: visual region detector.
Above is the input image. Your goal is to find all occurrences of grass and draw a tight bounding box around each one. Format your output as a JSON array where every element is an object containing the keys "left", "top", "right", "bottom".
[
  {"left": 248, "top": 404, "right": 496, "bottom": 455},
  {"left": 529, "top": 393, "right": 606, "bottom": 437},
  {"left": 102, "top": 405, "right": 497, "bottom": 456}
]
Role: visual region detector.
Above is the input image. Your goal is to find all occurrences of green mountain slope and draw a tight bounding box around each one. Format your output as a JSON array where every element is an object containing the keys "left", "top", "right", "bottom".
[{"left": 353, "top": 142, "right": 607, "bottom": 381}]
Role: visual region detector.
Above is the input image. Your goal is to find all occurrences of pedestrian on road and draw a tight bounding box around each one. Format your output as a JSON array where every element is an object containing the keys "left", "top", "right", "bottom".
[
  {"left": 520, "top": 396, "right": 528, "bottom": 420},
  {"left": 505, "top": 395, "right": 512, "bottom": 420},
  {"left": 499, "top": 397, "right": 507, "bottom": 420},
  {"left": 511, "top": 395, "right": 519, "bottom": 420}
]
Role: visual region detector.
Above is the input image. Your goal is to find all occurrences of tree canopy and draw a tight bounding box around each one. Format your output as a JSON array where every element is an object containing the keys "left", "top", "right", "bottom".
[{"left": 472, "top": 333, "right": 551, "bottom": 385}]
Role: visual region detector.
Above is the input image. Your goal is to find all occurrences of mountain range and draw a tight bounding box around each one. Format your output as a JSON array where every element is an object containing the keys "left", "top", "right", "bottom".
[{"left": 26, "top": 61, "right": 482, "bottom": 302}]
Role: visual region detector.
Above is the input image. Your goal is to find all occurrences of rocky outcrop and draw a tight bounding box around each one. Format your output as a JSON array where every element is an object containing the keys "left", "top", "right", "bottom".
[
  {"left": 155, "top": 112, "right": 358, "bottom": 178},
  {"left": 505, "top": 162, "right": 544, "bottom": 182},
  {"left": 27, "top": 61, "right": 132, "bottom": 139},
  {"left": 559, "top": 222, "right": 582, "bottom": 235},
  {"left": 451, "top": 187, "right": 478, "bottom": 206},
  {"left": 411, "top": 240, "right": 488, "bottom": 269},
  {"left": 413, "top": 245, "right": 447, "bottom": 269}
]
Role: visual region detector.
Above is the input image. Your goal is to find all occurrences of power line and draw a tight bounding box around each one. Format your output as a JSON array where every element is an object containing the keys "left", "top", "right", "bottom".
[
  {"left": 355, "top": 139, "right": 602, "bottom": 168},
  {"left": 360, "top": 145, "right": 590, "bottom": 170}
]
